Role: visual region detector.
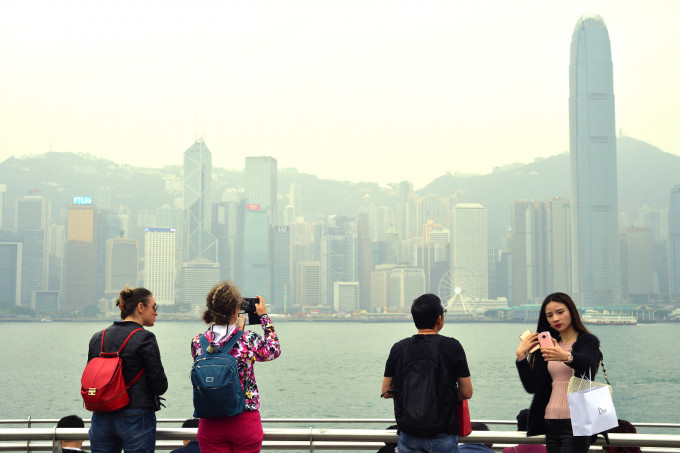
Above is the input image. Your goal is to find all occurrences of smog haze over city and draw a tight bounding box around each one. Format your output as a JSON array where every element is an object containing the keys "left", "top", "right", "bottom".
[
  {"left": 2, "top": 0, "right": 680, "bottom": 320},
  {"left": 2, "top": 0, "right": 680, "bottom": 187}
]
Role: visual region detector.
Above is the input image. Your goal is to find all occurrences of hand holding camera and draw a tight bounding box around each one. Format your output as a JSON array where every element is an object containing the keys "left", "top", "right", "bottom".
[{"left": 239, "top": 296, "right": 268, "bottom": 325}]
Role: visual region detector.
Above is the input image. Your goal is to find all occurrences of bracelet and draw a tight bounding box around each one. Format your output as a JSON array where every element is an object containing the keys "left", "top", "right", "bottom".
[
  {"left": 565, "top": 351, "right": 573, "bottom": 363},
  {"left": 381, "top": 390, "right": 393, "bottom": 398}
]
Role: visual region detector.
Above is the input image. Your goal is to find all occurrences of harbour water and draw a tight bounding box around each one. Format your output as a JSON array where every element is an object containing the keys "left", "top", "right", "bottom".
[{"left": 1, "top": 320, "right": 678, "bottom": 430}]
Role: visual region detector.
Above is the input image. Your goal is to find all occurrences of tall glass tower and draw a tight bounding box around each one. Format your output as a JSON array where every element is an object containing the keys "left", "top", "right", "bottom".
[
  {"left": 183, "top": 138, "right": 218, "bottom": 263},
  {"left": 569, "top": 15, "right": 620, "bottom": 306},
  {"left": 668, "top": 185, "right": 680, "bottom": 295}
]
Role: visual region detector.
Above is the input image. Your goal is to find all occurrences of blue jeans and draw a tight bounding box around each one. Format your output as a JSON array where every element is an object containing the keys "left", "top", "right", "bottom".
[
  {"left": 89, "top": 407, "right": 157, "bottom": 453},
  {"left": 398, "top": 432, "right": 459, "bottom": 453}
]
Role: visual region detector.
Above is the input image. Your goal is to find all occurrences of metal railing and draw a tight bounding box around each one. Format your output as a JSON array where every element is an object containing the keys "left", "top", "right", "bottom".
[
  {"left": 1, "top": 418, "right": 679, "bottom": 429},
  {"left": 1, "top": 419, "right": 679, "bottom": 453}
]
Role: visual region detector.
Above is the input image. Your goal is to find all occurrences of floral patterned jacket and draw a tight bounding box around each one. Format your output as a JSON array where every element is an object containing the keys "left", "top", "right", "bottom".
[{"left": 191, "top": 314, "right": 281, "bottom": 411}]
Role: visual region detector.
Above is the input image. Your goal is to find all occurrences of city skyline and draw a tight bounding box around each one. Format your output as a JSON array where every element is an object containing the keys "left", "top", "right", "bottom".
[{"left": 2, "top": 2, "right": 680, "bottom": 187}]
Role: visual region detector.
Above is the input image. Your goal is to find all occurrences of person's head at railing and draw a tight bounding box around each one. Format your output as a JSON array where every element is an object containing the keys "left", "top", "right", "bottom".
[
  {"left": 471, "top": 422, "right": 492, "bottom": 448},
  {"left": 56, "top": 415, "right": 84, "bottom": 450},
  {"left": 180, "top": 418, "right": 199, "bottom": 447},
  {"left": 603, "top": 420, "right": 640, "bottom": 453}
]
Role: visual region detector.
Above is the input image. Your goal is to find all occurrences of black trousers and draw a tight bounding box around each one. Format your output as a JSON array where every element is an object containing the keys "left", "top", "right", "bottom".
[{"left": 545, "top": 419, "right": 592, "bottom": 453}]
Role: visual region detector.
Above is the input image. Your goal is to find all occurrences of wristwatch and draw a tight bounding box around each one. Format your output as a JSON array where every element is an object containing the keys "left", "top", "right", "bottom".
[{"left": 565, "top": 351, "right": 573, "bottom": 363}]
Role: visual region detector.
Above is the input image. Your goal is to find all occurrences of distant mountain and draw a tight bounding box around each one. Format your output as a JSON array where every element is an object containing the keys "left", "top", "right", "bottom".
[
  {"left": 420, "top": 136, "right": 680, "bottom": 245},
  {"left": 1, "top": 137, "right": 678, "bottom": 249}
]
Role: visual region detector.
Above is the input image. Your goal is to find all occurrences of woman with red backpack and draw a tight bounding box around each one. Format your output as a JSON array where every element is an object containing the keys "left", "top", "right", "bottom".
[{"left": 86, "top": 286, "right": 168, "bottom": 453}]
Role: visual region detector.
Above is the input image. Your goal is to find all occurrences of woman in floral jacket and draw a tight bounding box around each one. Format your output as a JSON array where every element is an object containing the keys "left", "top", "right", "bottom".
[{"left": 191, "top": 281, "right": 281, "bottom": 453}]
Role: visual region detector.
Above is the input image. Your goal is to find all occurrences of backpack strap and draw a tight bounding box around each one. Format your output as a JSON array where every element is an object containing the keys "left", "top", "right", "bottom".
[
  {"left": 126, "top": 367, "right": 146, "bottom": 389},
  {"left": 99, "top": 327, "right": 146, "bottom": 387},
  {"left": 199, "top": 329, "right": 244, "bottom": 355},
  {"left": 223, "top": 330, "right": 244, "bottom": 352},
  {"left": 100, "top": 327, "right": 144, "bottom": 356}
]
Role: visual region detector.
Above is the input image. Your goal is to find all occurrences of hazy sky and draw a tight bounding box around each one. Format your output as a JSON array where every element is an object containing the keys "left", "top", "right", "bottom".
[{"left": 1, "top": 1, "right": 679, "bottom": 188}]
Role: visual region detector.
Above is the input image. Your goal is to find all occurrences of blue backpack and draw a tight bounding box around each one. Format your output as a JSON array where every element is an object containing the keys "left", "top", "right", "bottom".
[{"left": 191, "top": 330, "right": 245, "bottom": 418}]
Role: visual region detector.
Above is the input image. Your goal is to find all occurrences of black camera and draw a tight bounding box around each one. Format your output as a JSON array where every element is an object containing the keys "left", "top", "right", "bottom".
[{"left": 239, "top": 297, "right": 261, "bottom": 325}]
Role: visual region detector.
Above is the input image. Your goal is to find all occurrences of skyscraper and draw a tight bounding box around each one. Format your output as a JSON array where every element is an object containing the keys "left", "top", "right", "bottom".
[
  {"left": 295, "top": 261, "right": 320, "bottom": 309},
  {"left": 451, "top": 203, "right": 488, "bottom": 300},
  {"left": 390, "top": 268, "right": 426, "bottom": 309},
  {"left": 271, "top": 225, "right": 290, "bottom": 310},
  {"left": 183, "top": 139, "right": 218, "bottom": 263},
  {"left": 63, "top": 201, "right": 98, "bottom": 313},
  {"left": 320, "top": 216, "right": 356, "bottom": 307},
  {"left": 356, "top": 213, "right": 373, "bottom": 311},
  {"left": 242, "top": 204, "right": 271, "bottom": 302},
  {"left": 569, "top": 15, "right": 620, "bottom": 306},
  {"left": 105, "top": 238, "right": 138, "bottom": 296},
  {"left": 619, "top": 227, "right": 653, "bottom": 301},
  {"left": 0, "top": 184, "right": 6, "bottom": 228},
  {"left": 212, "top": 200, "right": 245, "bottom": 281},
  {"left": 245, "top": 156, "right": 277, "bottom": 224},
  {"left": 668, "top": 185, "right": 680, "bottom": 295},
  {"left": 333, "top": 281, "right": 360, "bottom": 313},
  {"left": 288, "top": 183, "right": 302, "bottom": 219},
  {"left": 397, "top": 181, "right": 417, "bottom": 241},
  {"left": 15, "top": 196, "right": 50, "bottom": 305},
  {"left": 0, "top": 232, "right": 22, "bottom": 309},
  {"left": 144, "top": 228, "right": 176, "bottom": 306},
  {"left": 511, "top": 198, "right": 571, "bottom": 305}
]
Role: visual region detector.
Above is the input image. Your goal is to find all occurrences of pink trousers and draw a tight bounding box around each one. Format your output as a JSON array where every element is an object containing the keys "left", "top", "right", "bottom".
[{"left": 198, "top": 410, "right": 264, "bottom": 453}]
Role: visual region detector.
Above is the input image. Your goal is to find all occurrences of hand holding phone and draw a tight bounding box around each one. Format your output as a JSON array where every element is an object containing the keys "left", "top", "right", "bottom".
[
  {"left": 519, "top": 330, "right": 540, "bottom": 353},
  {"left": 537, "top": 331, "right": 554, "bottom": 349}
]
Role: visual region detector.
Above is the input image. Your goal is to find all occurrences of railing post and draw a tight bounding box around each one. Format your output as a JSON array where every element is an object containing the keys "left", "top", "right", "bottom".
[
  {"left": 25, "top": 417, "right": 31, "bottom": 453},
  {"left": 309, "top": 427, "right": 314, "bottom": 453}
]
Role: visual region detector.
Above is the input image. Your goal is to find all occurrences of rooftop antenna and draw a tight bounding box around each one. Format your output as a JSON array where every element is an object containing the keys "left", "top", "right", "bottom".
[{"left": 194, "top": 112, "right": 206, "bottom": 144}]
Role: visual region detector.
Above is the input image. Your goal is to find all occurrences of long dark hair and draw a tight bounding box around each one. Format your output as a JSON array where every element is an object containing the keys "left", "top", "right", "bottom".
[{"left": 536, "top": 292, "right": 590, "bottom": 341}]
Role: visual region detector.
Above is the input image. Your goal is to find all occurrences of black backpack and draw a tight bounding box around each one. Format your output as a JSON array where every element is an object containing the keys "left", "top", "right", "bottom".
[{"left": 392, "top": 335, "right": 457, "bottom": 437}]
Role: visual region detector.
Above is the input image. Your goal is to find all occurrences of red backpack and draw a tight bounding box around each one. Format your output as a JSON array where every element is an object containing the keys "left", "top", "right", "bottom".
[{"left": 81, "top": 328, "right": 145, "bottom": 412}]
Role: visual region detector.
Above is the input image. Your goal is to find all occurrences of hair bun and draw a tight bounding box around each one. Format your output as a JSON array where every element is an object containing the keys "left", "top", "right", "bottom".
[{"left": 118, "top": 285, "right": 134, "bottom": 306}]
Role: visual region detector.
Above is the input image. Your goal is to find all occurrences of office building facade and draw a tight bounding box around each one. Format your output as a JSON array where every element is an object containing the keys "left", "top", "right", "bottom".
[
  {"left": 15, "top": 196, "right": 50, "bottom": 305},
  {"left": 144, "top": 228, "right": 176, "bottom": 306},
  {"left": 245, "top": 156, "right": 277, "bottom": 225},
  {"left": 320, "top": 216, "right": 356, "bottom": 307},
  {"left": 451, "top": 203, "right": 488, "bottom": 300},
  {"left": 105, "top": 238, "right": 139, "bottom": 296}
]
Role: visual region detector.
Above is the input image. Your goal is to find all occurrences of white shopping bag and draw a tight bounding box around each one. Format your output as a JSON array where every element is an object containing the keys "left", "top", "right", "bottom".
[{"left": 567, "top": 382, "right": 618, "bottom": 436}]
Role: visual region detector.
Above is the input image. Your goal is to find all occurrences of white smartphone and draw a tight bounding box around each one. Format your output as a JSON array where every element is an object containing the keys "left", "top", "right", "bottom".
[{"left": 537, "top": 331, "right": 553, "bottom": 349}]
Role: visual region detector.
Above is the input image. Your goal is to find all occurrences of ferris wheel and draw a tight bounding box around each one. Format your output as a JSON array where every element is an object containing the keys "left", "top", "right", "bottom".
[{"left": 437, "top": 269, "right": 474, "bottom": 315}]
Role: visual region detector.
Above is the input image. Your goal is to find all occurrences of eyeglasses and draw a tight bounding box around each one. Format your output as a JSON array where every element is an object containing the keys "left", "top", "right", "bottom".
[
  {"left": 140, "top": 302, "right": 158, "bottom": 313},
  {"left": 442, "top": 308, "right": 447, "bottom": 316}
]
